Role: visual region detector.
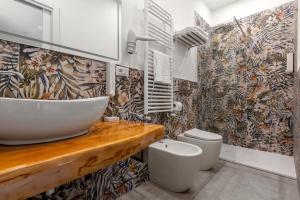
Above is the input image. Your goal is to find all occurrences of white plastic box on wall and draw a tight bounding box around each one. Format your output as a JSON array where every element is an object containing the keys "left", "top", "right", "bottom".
[{"left": 106, "top": 63, "right": 116, "bottom": 97}]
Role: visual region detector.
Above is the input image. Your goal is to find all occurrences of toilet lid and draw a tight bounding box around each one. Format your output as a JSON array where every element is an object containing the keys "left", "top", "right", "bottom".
[{"left": 184, "top": 128, "right": 222, "bottom": 141}]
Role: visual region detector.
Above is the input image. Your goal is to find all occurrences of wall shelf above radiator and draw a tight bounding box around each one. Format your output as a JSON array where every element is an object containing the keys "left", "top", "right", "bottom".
[{"left": 174, "top": 26, "right": 209, "bottom": 48}]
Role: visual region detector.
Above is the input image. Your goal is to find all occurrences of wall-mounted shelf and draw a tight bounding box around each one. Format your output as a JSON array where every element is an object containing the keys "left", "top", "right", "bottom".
[{"left": 174, "top": 26, "right": 208, "bottom": 48}]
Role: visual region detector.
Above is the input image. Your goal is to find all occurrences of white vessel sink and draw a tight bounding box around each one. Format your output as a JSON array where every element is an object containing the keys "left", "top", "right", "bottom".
[{"left": 0, "top": 96, "right": 109, "bottom": 145}]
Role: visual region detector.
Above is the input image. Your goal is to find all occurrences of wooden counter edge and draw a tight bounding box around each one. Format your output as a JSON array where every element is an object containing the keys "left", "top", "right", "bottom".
[{"left": 0, "top": 122, "right": 164, "bottom": 200}]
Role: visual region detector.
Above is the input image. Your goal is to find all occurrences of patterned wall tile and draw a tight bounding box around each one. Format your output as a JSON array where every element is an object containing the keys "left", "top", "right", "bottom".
[
  {"left": 197, "top": 2, "right": 295, "bottom": 156},
  {"left": 105, "top": 74, "right": 131, "bottom": 119},
  {"left": 29, "top": 158, "right": 148, "bottom": 200},
  {"left": 194, "top": 11, "right": 210, "bottom": 31},
  {"left": 104, "top": 67, "right": 144, "bottom": 121},
  {"left": 161, "top": 78, "right": 199, "bottom": 139},
  {"left": 128, "top": 69, "right": 144, "bottom": 121},
  {"left": 0, "top": 40, "right": 106, "bottom": 99},
  {"left": 19, "top": 45, "right": 107, "bottom": 99},
  {"left": 0, "top": 40, "right": 21, "bottom": 97},
  {"left": 104, "top": 68, "right": 198, "bottom": 138}
]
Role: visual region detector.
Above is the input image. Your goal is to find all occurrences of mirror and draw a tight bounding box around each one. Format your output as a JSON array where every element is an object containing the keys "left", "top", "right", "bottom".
[{"left": 0, "top": 0, "right": 121, "bottom": 62}]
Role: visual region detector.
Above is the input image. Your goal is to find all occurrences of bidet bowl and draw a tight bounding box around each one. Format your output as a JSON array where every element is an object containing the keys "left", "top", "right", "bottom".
[
  {"left": 149, "top": 139, "right": 202, "bottom": 192},
  {"left": 0, "top": 96, "right": 109, "bottom": 145}
]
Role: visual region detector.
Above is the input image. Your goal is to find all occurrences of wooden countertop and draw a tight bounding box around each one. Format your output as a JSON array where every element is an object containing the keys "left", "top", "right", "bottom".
[{"left": 0, "top": 120, "right": 164, "bottom": 200}]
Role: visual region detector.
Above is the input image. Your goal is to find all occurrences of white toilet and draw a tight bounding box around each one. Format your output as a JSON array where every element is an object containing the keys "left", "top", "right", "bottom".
[
  {"left": 177, "top": 128, "right": 222, "bottom": 170},
  {"left": 148, "top": 139, "right": 202, "bottom": 192}
]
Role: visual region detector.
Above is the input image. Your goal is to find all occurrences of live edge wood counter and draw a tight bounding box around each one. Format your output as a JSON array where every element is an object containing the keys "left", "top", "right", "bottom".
[{"left": 0, "top": 120, "right": 164, "bottom": 200}]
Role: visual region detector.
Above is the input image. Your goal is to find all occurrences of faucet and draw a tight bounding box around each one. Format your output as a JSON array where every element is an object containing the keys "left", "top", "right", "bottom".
[
  {"left": 0, "top": 71, "right": 25, "bottom": 81},
  {"left": 159, "top": 134, "right": 171, "bottom": 143}
]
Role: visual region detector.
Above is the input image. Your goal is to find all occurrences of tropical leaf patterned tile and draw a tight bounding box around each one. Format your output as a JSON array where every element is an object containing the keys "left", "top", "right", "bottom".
[
  {"left": 129, "top": 69, "right": 144, "bottom": 121},
  {"left": 194, "top": 11, "right": 210, "bottom": 31},
  {"left": 159, "top": 78, "right": 199, "bottom": 139},
  {"left": 197, "top": 2, "right": 295, "bottom": 155},
  {"left": 0, "top": 40, "right": 21, "bottom": 98},
  {"left": 0, "top": 40, "right": 106, "bottom": 99},
  {"left": 29, "top": 158, "right": 148, "bottom": 200},
  {"left": 104, "top": 67, "right": 145, "bottom": 121},
  {"left": 104, "top": 67, "right": 199, "bottom": 138},
  {"left": 19, "top": 44, "right": 107, "bottom": 99}
]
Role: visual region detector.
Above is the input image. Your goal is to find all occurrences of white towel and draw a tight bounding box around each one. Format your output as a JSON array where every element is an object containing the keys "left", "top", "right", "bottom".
[{"left": 153, "top": 50, "right": 171, "bottom": 84}]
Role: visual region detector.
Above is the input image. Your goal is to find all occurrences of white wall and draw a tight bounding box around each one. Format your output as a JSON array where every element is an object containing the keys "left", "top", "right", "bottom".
[
  {"left": 211, "top": 0, "right": 294, "bottom": 26},
  {"left": 121, "top": 0, "right": 145, "bottom": 70},
  {"left": 121, "top": 0, "right": 294, "bottom": 81},
  {"left": 121, "top": 0, "right": 211, "bottom": 82},
  {"left": 155, "top": 0, "right": 212, "bottom": 30},
  {"left": 156, "top": 0, "right": 211, "bottom": 82}
]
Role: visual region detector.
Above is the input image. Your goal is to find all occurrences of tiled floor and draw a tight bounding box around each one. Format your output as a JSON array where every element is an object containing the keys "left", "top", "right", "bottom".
[{"left": 119, "top": 161, "right": 300, "bottom": 200}]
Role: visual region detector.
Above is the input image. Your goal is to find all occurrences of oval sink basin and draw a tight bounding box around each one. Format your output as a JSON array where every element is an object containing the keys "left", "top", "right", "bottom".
[{"left": 0, "top": 96, "right": 109, "bottom": 145}]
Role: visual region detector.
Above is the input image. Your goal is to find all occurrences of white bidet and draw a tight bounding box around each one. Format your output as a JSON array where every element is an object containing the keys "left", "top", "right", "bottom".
[{"left": 148, "top": 139, "right": 202, "bottom": 192}]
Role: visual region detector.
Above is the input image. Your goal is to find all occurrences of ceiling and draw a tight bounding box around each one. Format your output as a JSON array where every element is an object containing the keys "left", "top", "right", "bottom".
[{"left": 203, "top": 0, "right": 239, "bottom": 11}]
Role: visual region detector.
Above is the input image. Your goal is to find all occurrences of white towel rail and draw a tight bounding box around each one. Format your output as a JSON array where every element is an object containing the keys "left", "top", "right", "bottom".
[{"left": 144, "top": 0, "right": 173, "bottom": 114}]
